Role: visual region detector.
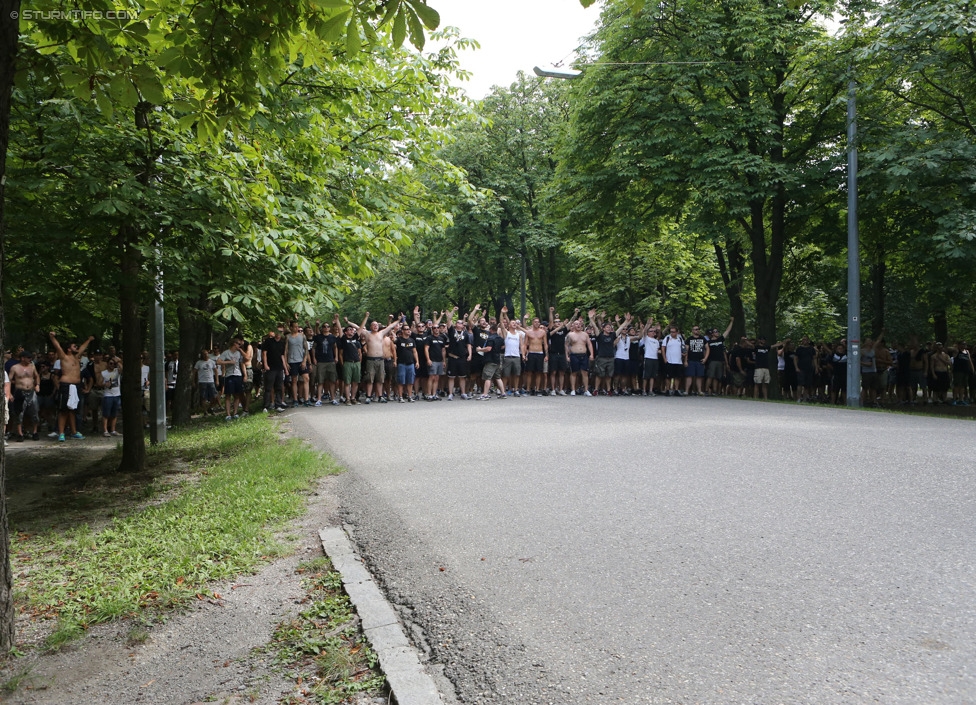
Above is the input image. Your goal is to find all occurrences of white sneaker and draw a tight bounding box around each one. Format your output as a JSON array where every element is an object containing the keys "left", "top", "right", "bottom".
[
  {"left": 447, "top": 394, "right": 454, "bottom": 401},
  {"left": 584, "top": 391, "right": 593, "bottom": 397},
  {"left": 570, "top": 390, "right": 576, "bottom": 396}
]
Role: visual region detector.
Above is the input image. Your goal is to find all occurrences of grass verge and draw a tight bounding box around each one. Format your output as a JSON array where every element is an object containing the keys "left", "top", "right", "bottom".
[
  {"left": 266, "top": 558, "right": 385, "bottom": 704},
  {"left": 9, "top": 415, "right": 339, "bottom": 648}
]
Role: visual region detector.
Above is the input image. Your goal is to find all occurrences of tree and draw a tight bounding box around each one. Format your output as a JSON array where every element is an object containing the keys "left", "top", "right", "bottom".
[
  {"left": 856, "top": 0, "right": 976, "bottom": 342},
  {"left": 558, "top": 0, "right": 848, "bottom": 348},
  {"left": 0, "top": 0, "right": 452, "bottom": 656}
]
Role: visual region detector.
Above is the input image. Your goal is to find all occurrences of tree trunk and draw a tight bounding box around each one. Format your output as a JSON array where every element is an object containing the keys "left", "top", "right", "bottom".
[
  {"left": 0, "top": 0, "right": 23, "bottom": 654},
  {"left": 714, "top": 240, "right": 746, "bottom": 340},
  {"left": 172, "top": 301, "right": 199, "bottom": 426},
  {"left": 933, "top": 309, "right": 948, "bottom": 346},
  {"left": 118, "top": 226, "right": 147, "bottom": 473}
]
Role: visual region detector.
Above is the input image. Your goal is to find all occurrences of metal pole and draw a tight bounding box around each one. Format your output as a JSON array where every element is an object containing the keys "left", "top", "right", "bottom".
[
  {"left": 520, "top": 251, "right": 527, "bottom": 320},
  {"left": 150, "top": 250, "right": 167, "bottom": 444},
  {"left": 846, "top": 78, "right": 861, "bottom": 408}
]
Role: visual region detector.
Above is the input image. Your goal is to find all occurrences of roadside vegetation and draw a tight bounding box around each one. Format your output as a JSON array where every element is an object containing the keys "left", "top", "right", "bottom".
[
  {"left": 267, "top": 558, "right": 386, "bottom": 704},
  {"left": 9, "top": 416, "right": 334, "bottom": 648}
]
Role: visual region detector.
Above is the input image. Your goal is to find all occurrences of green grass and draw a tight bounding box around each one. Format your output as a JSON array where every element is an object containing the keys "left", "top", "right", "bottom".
[
  {"left": 10, "top": 416, "right": 339, "bottom": 648},
  {"left": 269, "top": 559, "right": 385, "bottom": 704}
]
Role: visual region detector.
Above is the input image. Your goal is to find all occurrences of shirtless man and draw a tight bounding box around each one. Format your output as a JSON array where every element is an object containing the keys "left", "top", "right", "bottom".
[
  {"left": 49, "top": 331, "right": 94, "bottom": 440},
  {"left": 348, "top": 312, "right": 399, "bottom": 403},
  {"left": 566, "top": 319, "right": 594, "bottom": 396},
  {"left": 9, "top": 351, "right": 41, "bottom": 441},
  {"left": 524, "top": 317, "right": 549, "bottom": 395}
]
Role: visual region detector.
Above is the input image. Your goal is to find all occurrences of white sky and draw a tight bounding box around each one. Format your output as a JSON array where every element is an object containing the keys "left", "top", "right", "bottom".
[{"left": 430, "top": 0, "right": 601, "bottom": 98}]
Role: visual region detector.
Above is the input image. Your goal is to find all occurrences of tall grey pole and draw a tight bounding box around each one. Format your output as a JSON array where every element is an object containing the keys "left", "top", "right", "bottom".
[
  {"left": 846, "top": 78, "right": 861, "bottom": 408},
  {"left": 520, "top": 251, "right": 527, "bottom": 320},
  {"left": 150, "top": 251, "right": 167, "bottom": 444}
]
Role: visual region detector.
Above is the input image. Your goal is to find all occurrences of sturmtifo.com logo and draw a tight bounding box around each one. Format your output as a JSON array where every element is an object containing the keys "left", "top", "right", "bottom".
[{"left": 13, "top": 9, "right": 136, "bottom": 20}]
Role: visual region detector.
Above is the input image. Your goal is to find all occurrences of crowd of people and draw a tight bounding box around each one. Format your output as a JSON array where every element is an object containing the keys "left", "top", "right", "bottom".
[
  {"left": 5, "top": 309, "right": 975, "bottom": 444},
  {"left": 205, "top": 306, "right": 976, "bottom": 410}
]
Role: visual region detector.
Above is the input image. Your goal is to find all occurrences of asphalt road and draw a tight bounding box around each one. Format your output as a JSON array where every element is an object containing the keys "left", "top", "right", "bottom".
[{"left": 290, "top": 396, "right": 975, "bottom": 704}]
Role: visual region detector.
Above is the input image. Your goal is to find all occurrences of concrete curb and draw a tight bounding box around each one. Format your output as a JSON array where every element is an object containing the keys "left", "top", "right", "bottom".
[{"left": 319, "top": 526, "right": 443, "bottom": 705}]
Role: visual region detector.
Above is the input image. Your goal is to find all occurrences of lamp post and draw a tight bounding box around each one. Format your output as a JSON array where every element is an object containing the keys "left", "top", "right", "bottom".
[{"left": 846, "top": 78, "right": 861, "bottom": 408}]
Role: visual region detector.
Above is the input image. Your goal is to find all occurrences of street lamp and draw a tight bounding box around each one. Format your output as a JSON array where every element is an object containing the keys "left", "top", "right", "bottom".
[{"left": 845, "top": 78, "right": 861, "bottom": 408}]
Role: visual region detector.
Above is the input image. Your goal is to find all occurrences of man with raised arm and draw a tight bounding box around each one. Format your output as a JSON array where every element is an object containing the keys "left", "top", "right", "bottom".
[
  {"left": 566, "top": 318, "right": 594, "bottom": 396},
  {"left": 640, "top": 319, "right": 662, "bottom": 396},
  {"left": 346, "top": 312, "right": 399, "bottom": 404},
  {"left": 524, "top": 316, "right": 549, "bottom": 395},
  {"left": 589, "top": 310, "right": 630, "bottom": 395},
  {"left": 548, "top": 307, "right": 577, "bottom": 395},
  {"left": 48, "top": 331, "right": 94, "bottom": 441},
  {"left": 703, "top": 319, "right": 735, "bottom": 396},
  {"left": 499, "top": 306, "right": 526, "bottom": 397},
  {"left": 445, "top": 307, "right": 473, "bottom": 400}
]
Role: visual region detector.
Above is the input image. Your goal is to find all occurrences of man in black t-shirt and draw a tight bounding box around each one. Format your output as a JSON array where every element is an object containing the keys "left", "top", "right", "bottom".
[
  {"left": 426, "top": 323, "right": 448, "bottom": 400},
  {"left": 476, "top": 328, "right": 507, "bottom": 399},
  {"left": 311, "top": 317, "right": 340, "bottom": 405},
  {"left": 548, "top": 307, "right": 576, "bottom": 395},
  {"left": 413, "top": 321, "right": 432, "bottom": 391},
  {"left": 338, "top": 326, "right": 363, "bottom": 405},
  {"left": 446, "top": 317, "right": 472, "bottom": 400},
  {"left": 261, "top": 329, "right": 287, "bottom": 411},
  {"left": 683, "top": 325, "right": 707, "bottom": 396},
  {"left": 394, "top": 325, "right": 419, "bottom": 402}
]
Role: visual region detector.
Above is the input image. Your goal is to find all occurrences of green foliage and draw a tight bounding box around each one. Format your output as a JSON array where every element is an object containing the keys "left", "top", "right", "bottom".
[
  {"left": 10, "top": 417, "right": 338, "bottom": 645},
  {"left": 557, "top": 0, "right": 848, "bottom": 340}
]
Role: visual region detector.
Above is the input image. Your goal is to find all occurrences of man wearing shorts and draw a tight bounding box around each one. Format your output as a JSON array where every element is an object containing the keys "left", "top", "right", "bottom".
[
  {"left": 445, "top": 311, "right": 472, "bottom": 400},
  {"left": 566, "top": 319, "right": 593, "bottom": 396},
  {"left": 338, "top": 325, "right": 364, "bottom": 405},
  {"left": 683, "top": 326, "right": 707, "bottom": 396},
  {"left": 477, "top": 324, "right": 507, "bottom": 399},
  {"left": 48, "top": 331, "right": 94, "bottom": 441},
  {"left": 312, "top": 317, "right": 340, "bottom": 405},
  {"left": 262, "top": 328, "right": 287, "bottom": 412},
  {"left": 426, "top": 320, "right": 448, "bottom": 400},
  {"left": 547, "top": 307, "right": 575, "bottom": 395},
  {"left": 9, "top": 351, "right": 40, "bottom": 441},
  {"left": 640, "top": 321, "right": 661, "bottom": 396},
  {"left": 661, "top": 326, "right": 685, "bottom": 396},
  {"left": 499, "top": 307, "right": 524, "bottom": 397},
  {"left": 348, "top": 312, "right": 399, "bottom": 403},
  {"left": 524, "top": 318, "right": 549, "bottom": 395},
  {"left": 218, "top": 339, "right": 248, "bottom": 419},
  {"left": 393, "top": 324, "right": 419, "bottom": 402},
  {"left": 285, "top": 321, "right": 310, "bottom": 406}
]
